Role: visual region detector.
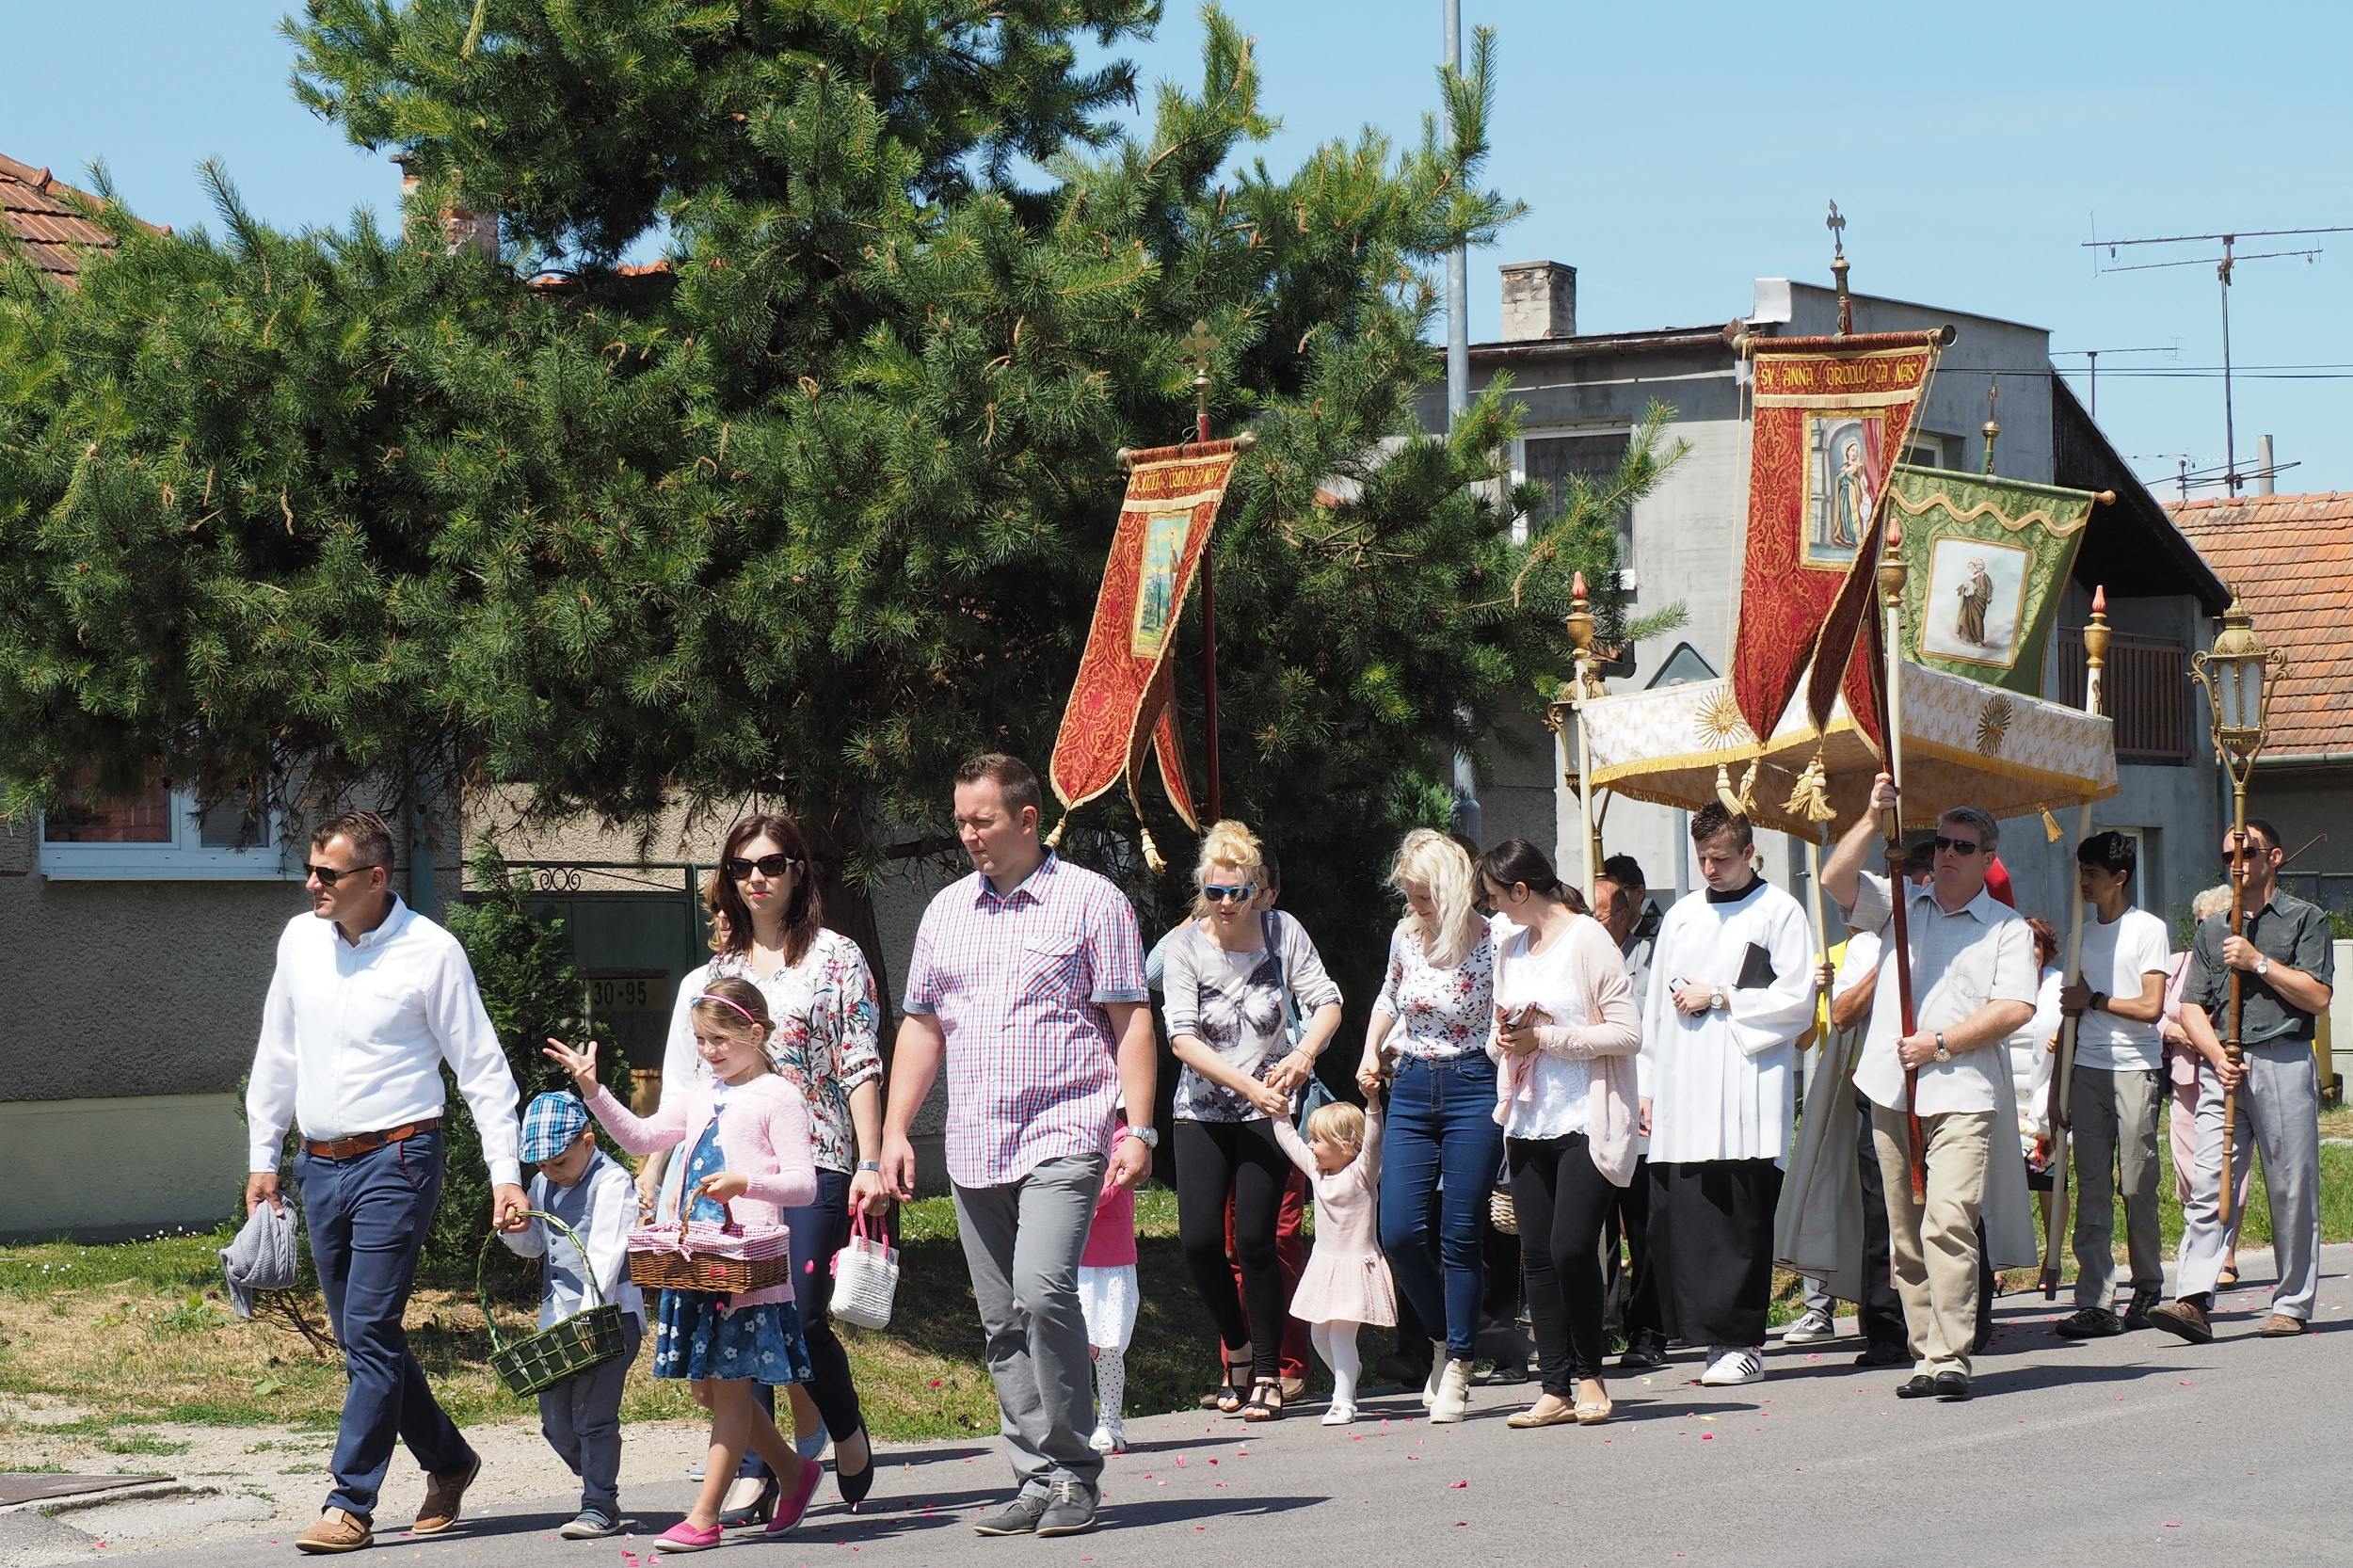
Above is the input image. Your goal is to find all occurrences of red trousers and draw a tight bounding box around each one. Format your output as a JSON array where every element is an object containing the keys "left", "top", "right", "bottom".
[{"left": 1226, "top": 1167, "right": 1311, "bottom": 1381}]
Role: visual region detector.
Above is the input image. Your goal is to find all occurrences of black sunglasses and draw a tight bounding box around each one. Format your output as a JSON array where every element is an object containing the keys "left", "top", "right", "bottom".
[
  {"left": 306, "top": 862, "right": 382, "bottom": 887},
  {"left": 725, "top": 853, "right": 801, "bottom": 881},
  {"left": 1932, "top": 835, "right": 1981, "bottom": 856}
]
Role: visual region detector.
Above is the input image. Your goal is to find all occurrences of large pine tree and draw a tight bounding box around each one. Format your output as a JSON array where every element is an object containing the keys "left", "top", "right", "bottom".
[{"left": 0, "top": 2, "right": 1680, "bottom": 999}]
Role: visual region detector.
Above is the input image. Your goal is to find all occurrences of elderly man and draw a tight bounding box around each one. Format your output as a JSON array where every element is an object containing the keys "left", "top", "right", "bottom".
[
  {"left": 1822, "top": 778, "right": 2037, "bottom": 1401},
  {"left": 244, "top": 810, "right": 528, "bottom": 1555},
  {"left": 2150, "top": 819, "right": 2335, "bottom": 1343},
  {"left": 878, "top": 754, "right": 1155, "bottom": 1539}
]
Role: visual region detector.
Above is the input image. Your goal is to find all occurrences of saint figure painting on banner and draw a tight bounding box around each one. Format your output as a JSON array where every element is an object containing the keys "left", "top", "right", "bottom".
[
  {"left": 1129, "top": 510, "right": 1191, "bottom": 657},
  {"left": 1919, "top": 536, "right": 2029, "bottom": 668},
  {"left": 1803, "top": 415, "right": 1881, "bottom": 569}
]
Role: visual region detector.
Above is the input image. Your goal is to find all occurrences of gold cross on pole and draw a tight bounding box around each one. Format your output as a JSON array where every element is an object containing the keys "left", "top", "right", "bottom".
[
  {"left": 1180, "top": 320, "right": 1219, "bottom": 443},
  {"left": 1827, "top": 200, "right": 1847, "bottom": 259}
]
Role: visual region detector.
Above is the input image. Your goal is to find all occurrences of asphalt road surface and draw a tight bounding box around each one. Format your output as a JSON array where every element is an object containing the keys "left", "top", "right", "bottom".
[{"left": 36, "top": 1245, "right": 2353, "bottom": 1568}]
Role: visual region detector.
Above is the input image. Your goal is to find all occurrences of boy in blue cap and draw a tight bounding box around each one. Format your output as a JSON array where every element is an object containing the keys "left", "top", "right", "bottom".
[{"left": 500, "top": 1091, "right": 646, "bottom": 1539}]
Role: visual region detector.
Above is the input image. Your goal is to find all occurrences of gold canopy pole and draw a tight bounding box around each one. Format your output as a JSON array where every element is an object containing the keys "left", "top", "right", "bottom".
[
  {"left": 1565, "top": 571, "right": 1604, "bottom": 902},
  {"left": 2041, "top": 586, "right": 2111, "bottom": 1297}
]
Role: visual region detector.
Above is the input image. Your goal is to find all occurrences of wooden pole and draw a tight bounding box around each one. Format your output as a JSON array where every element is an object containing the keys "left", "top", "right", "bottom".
[
  {"left": 1566, "top": 572, "right": 1601, "bottom": 902},
  {"left": 1879, "top": 518, "right": 1926, "bottom": 1199},
  {"left": 2219, "top": 783, "right": 2249, "bottom": 1227},
  {"left": 2041, "top": 586, "right": 2111, "bottom": 1296},
  {"left": 1185, "top": 323, "right": 1222, "bottom": 823}
]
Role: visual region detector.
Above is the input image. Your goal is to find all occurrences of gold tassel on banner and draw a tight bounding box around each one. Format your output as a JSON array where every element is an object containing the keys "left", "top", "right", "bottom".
[
  {"left": 2041, "top": 808, "right": 2063, "bottom": 843},
  {"left": 1781, "top": 743, "right": 1836, "bottom": 826},
  {"left": 1715, "top": 756, "right": 1760, "bottom": 817},
  {"left": 1713, "top": 762, "right": 1741, "bottom": 817},
  {"left": 1137, "top": 825, "right": 1166, "bottom": 875},
  {"left": 1043, "top": 818, "right": 1067, "bottom": 850}
]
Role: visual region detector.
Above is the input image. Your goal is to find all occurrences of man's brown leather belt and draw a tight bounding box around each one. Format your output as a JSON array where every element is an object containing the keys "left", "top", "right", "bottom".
[{"left": 303, "top": 1119, "right": 440, "bottom": 1160}]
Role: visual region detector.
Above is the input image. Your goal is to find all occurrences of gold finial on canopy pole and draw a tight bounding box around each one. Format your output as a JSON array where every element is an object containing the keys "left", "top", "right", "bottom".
[{"left": 1828, "top": 200, "right": 1852, "bottom": 335}]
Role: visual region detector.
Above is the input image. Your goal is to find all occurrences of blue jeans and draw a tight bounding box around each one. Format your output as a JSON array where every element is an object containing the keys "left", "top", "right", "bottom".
[
  {"left": 296, "top": 1130, "right": 473, "bottom": 1521},
  {"left": 740, "top": 1168, "right": 866, "bottom": 1481},
  {"left": 1378, "top": 1054, "right": 1505, "bottom": 1360}
]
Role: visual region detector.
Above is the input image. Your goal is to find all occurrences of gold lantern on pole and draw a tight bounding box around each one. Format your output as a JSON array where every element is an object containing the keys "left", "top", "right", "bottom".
[{"left": 2186, "top": 591, "right": 2289, "bottom": 1225}]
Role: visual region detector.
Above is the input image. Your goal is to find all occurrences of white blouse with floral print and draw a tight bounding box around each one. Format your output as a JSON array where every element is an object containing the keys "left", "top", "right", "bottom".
[
  {"left": 1371, "top": 922, "right": 1497, "bottom": 1060},
  {"left": 663, "top": 928, "right": 884, "bottom": 1175}
]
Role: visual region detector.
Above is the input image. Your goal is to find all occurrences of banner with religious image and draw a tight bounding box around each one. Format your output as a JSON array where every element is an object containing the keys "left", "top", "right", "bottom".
[
  {"left": 1887, "top": 464, "right": 2096, "bottom": 696},
  {"left": 1728, "top": 330, "right": 1947, "bottom": 753},
  {"left": 1047, "top": 439, "right": 1242, "bottom": 832}
]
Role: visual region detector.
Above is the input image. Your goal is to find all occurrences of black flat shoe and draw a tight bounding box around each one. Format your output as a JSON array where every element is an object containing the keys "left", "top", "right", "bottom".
[
  {"left": 1932, "top": 1371, "right": 1972, "bottom": 1401},
  {"left": 716, "top": 1475, "right": 780, "bottom": 1528},
  {"left": 836, "top": 1426, "right": 874, "bottom": 1511},
  {"left": 1894, "top": 1375, "right": 1937, "bottom": 1400},
  {"left": 1854, "top": 1345, "right": 1912, "bottom": 1368}
]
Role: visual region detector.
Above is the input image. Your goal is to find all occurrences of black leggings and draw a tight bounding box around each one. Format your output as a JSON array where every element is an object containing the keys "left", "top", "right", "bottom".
[
  {"left": 1176, "top": 1119, "right": 1289, "bottom": 1383},
  {"left": 1509, "top": 1133, "right": 1619, "bottom": 1393}
]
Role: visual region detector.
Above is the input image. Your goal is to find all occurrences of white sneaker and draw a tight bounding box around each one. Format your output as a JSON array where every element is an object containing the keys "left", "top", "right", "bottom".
[
  {"left": 1699, "top": 1347, "right": 1764, "bottom": 1386},
  {"left": 1782, "top": 1308, "right": 1838, "bottom": 1345},
  {"left": 1321, "top": 1402, "right": 1358, "bottom": 1426},
  {"left": 1087, "top": 1423, "right": 1123, "bottom": 1454}
]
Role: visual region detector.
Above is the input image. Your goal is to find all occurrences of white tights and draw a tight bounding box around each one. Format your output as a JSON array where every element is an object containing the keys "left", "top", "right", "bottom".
[
  {"left": 1092, "top": 1345, "right": 1128, "bottom": 1431},
  {"left": 1309, "top": 1321, "right": 1362, "bottom": 1407}
]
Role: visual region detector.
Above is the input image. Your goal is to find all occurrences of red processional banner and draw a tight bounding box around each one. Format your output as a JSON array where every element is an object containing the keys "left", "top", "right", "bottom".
[
  {"left": 1047, "top": 439, "right": 1243, "bottom": 831},
  {"left": 1729, "top": 332, "right": 1945, "bottom": 754}
]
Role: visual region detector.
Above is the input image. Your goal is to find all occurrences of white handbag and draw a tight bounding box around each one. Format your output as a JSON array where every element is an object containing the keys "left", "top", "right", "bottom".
[{"left": 829, "top": 1212, "right": 900, "bottom": 1330}]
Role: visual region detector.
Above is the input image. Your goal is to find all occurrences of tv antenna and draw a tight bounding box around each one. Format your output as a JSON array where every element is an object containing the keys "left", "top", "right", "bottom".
[
  {"left": 2085, "top": 224, "right": 2351, "bottom": 493},
  {"left": 2048, "top": 343, "right": 2179, "bottom": 418}
]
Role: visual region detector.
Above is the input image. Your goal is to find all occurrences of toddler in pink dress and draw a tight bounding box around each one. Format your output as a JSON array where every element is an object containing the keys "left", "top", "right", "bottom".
[{"left": 1272, "top": 1102, "right": 1394, "bottom": 1425}]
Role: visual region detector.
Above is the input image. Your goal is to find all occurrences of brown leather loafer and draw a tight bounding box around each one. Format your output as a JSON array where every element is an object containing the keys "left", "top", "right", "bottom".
[
  {"left": 2147, "top": 1300, "right": 2214, "bottom": 1344},
  {"left": 2258, "top": 1313, "right": 2308, "bottom": 1337},
  {"left": 295, "top": 1509, "right": 374, "bottom": 1554},
  {"left": 413, "top": 1453, "right": 480, "bottom": 1535}
]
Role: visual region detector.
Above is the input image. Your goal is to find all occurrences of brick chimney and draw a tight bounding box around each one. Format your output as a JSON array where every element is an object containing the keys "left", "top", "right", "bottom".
[
  {"left": 1498, "top": 260, "right": 1577, "bottom": 341},
  {"left": 393, "top": 154, "right": 499, "bottom": 257}
]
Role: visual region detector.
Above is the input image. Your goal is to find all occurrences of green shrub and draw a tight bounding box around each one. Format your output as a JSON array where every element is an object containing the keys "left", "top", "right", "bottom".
[{"left": 432, "top": 838, "right": 626, "bottom": 1290}]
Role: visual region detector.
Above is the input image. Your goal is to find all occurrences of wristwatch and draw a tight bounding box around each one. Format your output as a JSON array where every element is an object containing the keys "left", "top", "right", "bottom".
[
  {"left": 2254, "top": 956, "right": 2272, "bottom": 979},
  {"left": 2089, "top": 992, "right": 2107, "bottom": 1014},
  {"left": 1128, "top": 1125, "right": 1160, "bottom": 1151},
  {"left": 1710, "top": 988, "right": 1725, "bottom": 1012},
  {"left": 1932, "top": 1032, "right": 1951, "bottom": 1064},
  {"left": 856, "top": 1160, "right": 881, "bottom": 1173}
]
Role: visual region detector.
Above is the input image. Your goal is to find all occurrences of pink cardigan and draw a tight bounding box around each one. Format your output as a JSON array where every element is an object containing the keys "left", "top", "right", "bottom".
[
  {"left": 584, "top": 1075, "right": 817, "bottom": 1309},
  {"left": 1491, "top": 914, "right": 1643, "bottom": 1187}
]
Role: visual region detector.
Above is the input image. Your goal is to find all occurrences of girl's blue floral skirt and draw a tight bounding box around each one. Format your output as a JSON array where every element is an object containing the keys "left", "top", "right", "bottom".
[{"left": 651, "top": 1289, "right": 814, "bottom": 1385}]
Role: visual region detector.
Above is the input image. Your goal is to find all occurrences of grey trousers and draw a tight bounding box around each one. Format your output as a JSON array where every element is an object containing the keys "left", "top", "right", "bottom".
[
  {"left": 953, "top": 1155, "right": 1106, "bottom": 1496},
  {"left": 2176, "top": 1042, "right": 2322, "bottom": 1319},
  {"left": 538, "top": 1313, "right": 642, "bottom": 1515},
  {"left": 2069, "top": 1064, "right": 2166, "bottom": 1310}
]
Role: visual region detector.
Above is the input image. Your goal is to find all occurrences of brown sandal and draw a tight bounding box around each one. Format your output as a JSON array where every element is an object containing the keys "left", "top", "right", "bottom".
[{"left": 1241, "top": 1378, "right": 1285, "bottom": 1422}]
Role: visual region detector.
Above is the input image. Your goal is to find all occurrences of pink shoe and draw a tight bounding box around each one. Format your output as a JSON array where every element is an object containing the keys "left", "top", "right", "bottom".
[
  {"left": 657, "top": 1519, "right": 725, "bottom": 1551},
  {"left": 764, "top": 1457, "right": 825, "bottom": 1536}
]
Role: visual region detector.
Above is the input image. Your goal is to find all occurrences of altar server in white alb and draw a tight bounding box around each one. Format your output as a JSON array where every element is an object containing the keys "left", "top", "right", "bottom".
[{"left": 1640, "top": 804, "right": 1818, "bottom": 1387}]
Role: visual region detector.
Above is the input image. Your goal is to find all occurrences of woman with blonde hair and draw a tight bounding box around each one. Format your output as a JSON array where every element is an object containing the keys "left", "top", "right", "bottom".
[
  {"left": 1163, "top": 820, "right": 1345, "bottom": 1421},
  {"left": 1355, "top": 827, "right": 1499, "bottom": 1423}
]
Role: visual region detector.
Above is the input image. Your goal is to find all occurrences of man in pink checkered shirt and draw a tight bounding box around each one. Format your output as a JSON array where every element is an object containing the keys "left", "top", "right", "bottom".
[{"left": 879, "top": 753, "right": 1156, "bottom": 1540}]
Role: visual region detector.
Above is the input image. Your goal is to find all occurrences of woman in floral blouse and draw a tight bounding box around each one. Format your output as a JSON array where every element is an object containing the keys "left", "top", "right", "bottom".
[
  {"left": 1355, "top": 828, "right": 1498, "bottom": 1425},
  {"left": 643, "top": 813, "right": 883, "bottom": 1521}
]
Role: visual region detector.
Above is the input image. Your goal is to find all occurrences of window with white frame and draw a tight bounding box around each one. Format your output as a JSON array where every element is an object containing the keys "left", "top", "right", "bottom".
[
  {"left": 1514, "top": 426, "right": 1636, "bottom": 588},
  {"left": 40, "top": 779, "right": 291, "bottom": 881}
]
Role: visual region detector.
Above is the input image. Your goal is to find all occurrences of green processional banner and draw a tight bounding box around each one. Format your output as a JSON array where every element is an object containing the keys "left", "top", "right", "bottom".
[{"left": 1889, "top": 464, "right": 2095, "bottom": 695}]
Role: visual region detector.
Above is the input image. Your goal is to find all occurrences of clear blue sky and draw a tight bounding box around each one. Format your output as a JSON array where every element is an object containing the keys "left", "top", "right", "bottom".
[{"left": 7, "top": 1, "right": 2349, "bottom": 492}]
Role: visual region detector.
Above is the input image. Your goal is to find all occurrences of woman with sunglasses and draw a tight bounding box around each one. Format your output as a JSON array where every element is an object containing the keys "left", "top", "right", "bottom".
[
  {"left": 641, "top": 814, "right": 883, "bottom": 1520},
  {"left": 1162, "top": 820, "right": 1344, "bottom": 1421}
]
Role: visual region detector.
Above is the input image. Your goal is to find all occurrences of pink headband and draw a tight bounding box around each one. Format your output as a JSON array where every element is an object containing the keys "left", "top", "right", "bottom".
[{"left": 694, "top": 993, "right": 762, "bottom": 1028}]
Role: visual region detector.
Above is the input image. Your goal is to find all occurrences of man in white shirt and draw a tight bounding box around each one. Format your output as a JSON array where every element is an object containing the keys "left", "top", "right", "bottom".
[
  {"left": 243, "top": 810, "right": 527, "bottom": 1555},
  {"left": 1823, "top": 778, "right": 2037, "bottom": 1401},
  {"left": 1641, "top": 807, "right": 1817, "bottom": 1387},
  {"left": 2053, "top": 831, "right": 2172, "bottom": 1338}
]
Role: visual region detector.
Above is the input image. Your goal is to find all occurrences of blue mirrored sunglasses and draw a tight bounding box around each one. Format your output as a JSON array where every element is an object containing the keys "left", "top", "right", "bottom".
[{"left": 1202, "top": 884, "right": 1257, "bottom": 904}]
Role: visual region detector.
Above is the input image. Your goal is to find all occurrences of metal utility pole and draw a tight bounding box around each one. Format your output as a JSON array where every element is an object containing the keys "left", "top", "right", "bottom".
[
  {"left": 2086, "top": 224, "right": 2348, "bottom": 493},
  {"left": 1444, "top": 0, "right": 1468, "bottom": 422}
]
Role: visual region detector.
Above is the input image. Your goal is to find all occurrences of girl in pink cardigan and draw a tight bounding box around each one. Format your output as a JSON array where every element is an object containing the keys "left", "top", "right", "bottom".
[{"left": 545, "top": 977, "right": 823, "bottom": 1550}]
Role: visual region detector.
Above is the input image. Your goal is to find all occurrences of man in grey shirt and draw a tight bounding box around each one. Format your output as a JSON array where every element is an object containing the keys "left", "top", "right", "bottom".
[{"left": 2151, "top": 818, "right": 2336, "bottom": 1344}]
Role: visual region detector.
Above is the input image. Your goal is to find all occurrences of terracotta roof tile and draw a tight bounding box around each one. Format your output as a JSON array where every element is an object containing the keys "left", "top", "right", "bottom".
[
  {"left": 2169, "top": 491, "right": 2353, "bottom": 759},
  {"left": 1, "top": 150, "right": 160, "bottom": 286}
]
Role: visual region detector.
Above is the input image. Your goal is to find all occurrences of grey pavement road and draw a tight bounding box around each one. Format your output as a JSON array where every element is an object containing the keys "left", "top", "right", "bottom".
[{"left": 32, "top": 1246, "right": 2353, "bottom": 1568}]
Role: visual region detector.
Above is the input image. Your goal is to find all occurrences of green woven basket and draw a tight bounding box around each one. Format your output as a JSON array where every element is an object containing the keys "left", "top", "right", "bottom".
[{"left": 477, "top": 1209, "right": 627, "bottom": 1399}]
